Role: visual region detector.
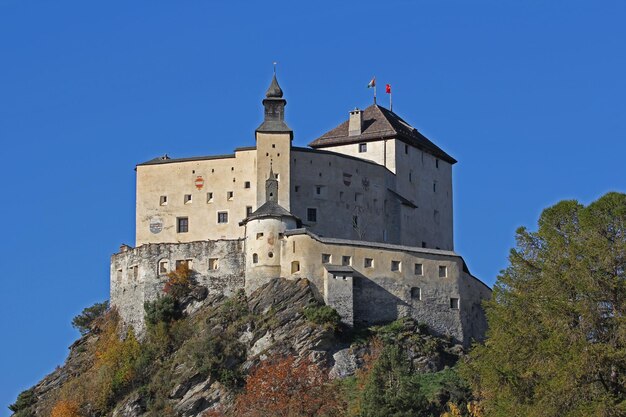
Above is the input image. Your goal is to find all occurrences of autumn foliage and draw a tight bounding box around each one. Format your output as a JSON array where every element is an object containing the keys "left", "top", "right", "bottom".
[
  {"left": 230, "top": 355, "right": 345, "bottom": 417},
  {"left": 50, "top": 399, "right": 82, "bottom": 417}
]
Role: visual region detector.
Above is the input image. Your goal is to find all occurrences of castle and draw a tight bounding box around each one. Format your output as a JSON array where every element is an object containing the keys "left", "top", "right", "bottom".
[{"left": 110, "top": 73, "right": 491, "bottom": 346}]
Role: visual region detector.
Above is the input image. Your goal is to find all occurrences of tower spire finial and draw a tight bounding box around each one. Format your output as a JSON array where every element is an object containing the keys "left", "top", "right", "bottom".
[{"left": 273, "top": 61, "right": 277, "bottom": 75}]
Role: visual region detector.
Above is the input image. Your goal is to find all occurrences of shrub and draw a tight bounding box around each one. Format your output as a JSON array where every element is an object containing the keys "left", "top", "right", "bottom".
[
  {"left": 303, "top": 305, "right": 341, "bottom": 329},
  {"left": 72, "top": 301, "right": 109, "bottom": 335},
  {"left": 8, "top": 388, "right": 36, "bottom": 416},
  {"left": 163, "top": 263, "right": 192, "bottom": 299},
  {"left": 144, "top": 295, "right": 179, "bottom": 326},
  {"left": 50, "top": 399, "right": 82, "bottom": 417}
]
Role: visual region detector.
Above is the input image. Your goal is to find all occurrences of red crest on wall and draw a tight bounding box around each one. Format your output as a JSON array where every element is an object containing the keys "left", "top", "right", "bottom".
[{"left": 195, "top": 176, "right": 204, "bottom": 190}]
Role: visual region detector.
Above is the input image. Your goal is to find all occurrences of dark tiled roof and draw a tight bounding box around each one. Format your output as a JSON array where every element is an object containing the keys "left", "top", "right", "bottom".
[
  {"left": 137, "top": 153, "right": 235, "bottom": 166},
  {"left": 308, "top": 104, "right": 456, "bottom": 164},
  {"left": 239, "top": 201, "right": 302, "bottom": 226}
]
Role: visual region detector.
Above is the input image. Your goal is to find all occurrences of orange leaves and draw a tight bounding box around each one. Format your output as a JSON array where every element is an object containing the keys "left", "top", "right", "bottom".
[
  {"left": 50, "top": 399, "right": 81, "bottom": 417},
  {"left": 232, "top": 355, "right": 344, "bottom": 417}
]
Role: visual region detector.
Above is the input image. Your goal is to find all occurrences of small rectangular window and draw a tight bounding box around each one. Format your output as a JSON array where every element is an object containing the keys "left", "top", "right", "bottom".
[
  {"left": 364, "top": 258, "right": 373, "bottom": 268},
  {"left": 132, "top": 265, "right": 138, "bottom": 279},
  {"left": 244, "top": 181, "right": 251, "bottom": 189},
  {"left": 291, "top": 261, "right": 300, "bottom": 274},
  {"left": 433, "top": 182, "right": 437, "bottom": 193},
  {"left": 217, "top": 211, "right": 228, "bottom": 223},
  {"left": 184, "top": 194, "right": 192, "bottom": 204},
  {"left": 422, "top": 241, "right": 427, "bottom": 248},
  {"left": 450, "top": 297, "right": 460, "bottom": 309},
  {"left": 177, "top": 217, "right": 189, "bottom": 233},
  {"left": 159, "top": 195, "right": 168, "bottom": 206},
  {"left": 227, "top": 191, "right": 234, "bottom": 200},
  {"left": 436, "top": 159, "right": 439, "bottom": 168},
  {"left": 414, "top": 263, "right": 423, "bottom": 276},
  {"left": 339, "top": 191, "right": 344, "bottom": 200},
  {"left": 246, "top": 206, "right": 253, "bottom": 217},
  {"left": 316, "top": 186, "right": 322, "bottom": 195},
  {"left": 322, "top": 253, "right": 331, "bottom": 264},
  {"left": 116, "top": 268, "right": 122, "bottom": 281},
  {"left": 405, "top": 144, "right": 409, "bottom": 154},
  {"left": 391, "top": 260, "right": 401, "bottom": 272},
  {"left": 439, "top": 265, "right": 448, "bottom": 278},
  {"left": 358, "top": 143, "right": 367, "bottom": 153},
  {"left": 307, "top": 208, "right": 317, "bottom": 222},
  {"left": 159, "top": 261, "right": 169, "bottom": 274},
  {"left": 342, "top": 256, "right": 351, "bottom": 266},
  {"left": 411, "top": 287, "right": 421, "bottom": 300},
  {"left": 208, "top": 258, "right": 219, "bottom": 270},
  {"left": 256, "top": 232, "right": 264, "bottom": 240},
  {"left": 207, "top": 192, "right": 214, "bottom": 203},
  {"left": 295, "top": 185, "right": 300, "bottom": 192}
]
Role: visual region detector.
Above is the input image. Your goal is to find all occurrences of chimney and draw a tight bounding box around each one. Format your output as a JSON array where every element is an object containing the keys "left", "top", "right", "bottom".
[{"left": 348, "top": 108, "right": 363, "bottom": 136}]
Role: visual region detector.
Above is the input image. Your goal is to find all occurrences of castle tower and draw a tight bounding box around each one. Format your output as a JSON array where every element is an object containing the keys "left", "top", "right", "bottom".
[
  {"left": 240, "top": 166, "right": 300, "bottom": 295},
  {"left": 255, "top": 72, "right": 292, "bottom": 210}
]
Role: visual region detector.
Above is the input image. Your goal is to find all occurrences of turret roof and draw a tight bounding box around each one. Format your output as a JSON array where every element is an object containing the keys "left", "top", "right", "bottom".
[{"left": 238, "top": 200, "right": 302, "bottom": 226}]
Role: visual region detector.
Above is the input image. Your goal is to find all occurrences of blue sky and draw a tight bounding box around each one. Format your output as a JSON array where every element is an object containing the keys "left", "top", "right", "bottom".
[{"left": 1, "top": 0, "right": 625, "bottom": 413}]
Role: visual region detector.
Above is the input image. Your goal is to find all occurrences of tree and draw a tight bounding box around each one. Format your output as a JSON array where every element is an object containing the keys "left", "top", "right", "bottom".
[
  {"left": 232, "top": 355, "right": 345, "bottom": 417},
  {"left": 72, "top": 301, "right": 109, "bottom": 335},
  {"left": 50, "top": 399, "right": 82, "bottom": 417},
  {"left": 462, "top": 192, "right": 626, "bottom": 416}
]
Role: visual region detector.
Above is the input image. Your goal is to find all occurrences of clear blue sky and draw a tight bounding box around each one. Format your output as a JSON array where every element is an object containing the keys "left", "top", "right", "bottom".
[{"left": 1, "top": 0, "right": 625, "bottom": 413}]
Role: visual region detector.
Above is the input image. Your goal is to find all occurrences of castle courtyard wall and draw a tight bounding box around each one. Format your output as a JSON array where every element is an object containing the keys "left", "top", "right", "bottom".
[{"left": 110, "top": 240, "right": 245, "bottom": 335}]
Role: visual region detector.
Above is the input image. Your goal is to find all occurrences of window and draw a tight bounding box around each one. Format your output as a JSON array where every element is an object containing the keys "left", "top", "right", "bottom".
[
  {"left": 316, "top": 186, "right": 322, "bottom": 195},
  {"left": 295, "top": 186, "right": 300, "bottom": 192},
  {"left": 405, "top": 144, "right": 409, "bottom": 154},
  {"left": 291, "top": 261, "right": 300, "bottom": 274},
  {"left": 278, "top": 233, "right": 284, "bottom": 239},
  {"left": 207, "top": 192, "right": 213, "bottom": 203},
  {"left": 131, "top": 265, "right": 138, "bottom": 279},
  {"left": 358, "top": 143, "right": 367, "bottom": 153},
  {"left": 184, "top": 194, "right": 192, "bottom": 204},
  {"left": 339, "top": 191, "right": 344, "bottom": 201},
  {"left": 275, "top": 173, "right": 280, "bottom": 181},
  {"left": 364, "top": 258, "right": 373, "bottom": 268},
  {"left": 342, "top": 256, "right": 351, "bottom": 266},
  {"left": 422, "top": 241, "right": 427, "bottom": 248},
  {"left": 414, "top": 263, "right": 423, "bottom": 276},
  {"left": 321, "top": 254, "right": 331, "bottom": 264},
  {"left": 256, "top": 232, "right": 264, "bottom": 240},
  {"left": 177, "top": 217, "right": 189, "bottom": 233},
  {"left": 159, "top": 195, "right": 168, "bottom": 206},
  {"left": 227, "top": 191, "right": 234, "bottom": 200},
  {"left": 116, "top": 268, "right": 122, "bottom": 281},
  {"left": 411, "top": 287, "right": 421, "bottom": 300},
  {"left": 433, "top": 182, "right": 437, "bottom": 193},
  {"left": 439, "top": 265, "right": 448, "bottom": 278},
  {"left": 208, "top": 258, "right": 218, "bottom": 270},
  {"left": 268, "top": 252, "right": 274, "bottom": 258},
  {"left": 246, "top": 206, "right": 253, "bottom": 217},
  {"left": 307, "top": 208, "right": 317, "bottom": 222},
  {"left": 391, "top": 260, "right": 401, "bottom": 272},
  {"left": 175, "top": 259, "right": 192, "bottom": 270},
  {"left": 450, "top": 298, "right": 460, "bottom": 309},
  {"left": 217, "top": 212, "right": 228, "bottom": 223},
  {"left": 159, "top": 260, "right": 169, "bottom": 275},
  {"left": 436, "top": 159, "right": 439, "bottom": 168},
  {"left": 244, "top": 181, "right": 251, "bottom": 189},
  {"left": 409, "top": 171, "right": 412, "bottom": 183},
  {"left": 252, "top": 253, "right": 258, "bottom": 264}
]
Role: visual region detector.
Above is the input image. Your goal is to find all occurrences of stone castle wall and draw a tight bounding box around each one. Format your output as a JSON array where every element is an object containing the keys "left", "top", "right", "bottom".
[{"left": 110, "top": 240, "right": 245, "bottom": 334}]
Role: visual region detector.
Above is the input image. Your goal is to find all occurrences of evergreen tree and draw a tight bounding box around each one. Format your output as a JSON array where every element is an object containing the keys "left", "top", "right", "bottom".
[{"left": 463, "top": 192, "right": 626, "bottom": 416}]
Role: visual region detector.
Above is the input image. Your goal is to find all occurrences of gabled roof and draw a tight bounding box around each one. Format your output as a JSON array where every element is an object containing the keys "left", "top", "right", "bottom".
[{"left": 308, "top": 104, "right": 456, "bottom": 164}]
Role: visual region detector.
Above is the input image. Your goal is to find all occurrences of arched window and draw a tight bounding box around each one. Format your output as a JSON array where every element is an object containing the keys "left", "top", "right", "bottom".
[{"left": 252, "top": 253, "right": 258, "bottom": 264}]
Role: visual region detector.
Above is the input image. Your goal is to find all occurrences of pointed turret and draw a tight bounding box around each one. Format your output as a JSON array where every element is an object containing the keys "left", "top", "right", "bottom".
[
  {"left": 266, "top": 163, "right": 279, "bottom": 203},
  {"left": 256, "top": 72, "right": 292, "bottom": 135}
]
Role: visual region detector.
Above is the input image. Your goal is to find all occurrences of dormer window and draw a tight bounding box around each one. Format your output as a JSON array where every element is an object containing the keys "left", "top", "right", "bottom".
[{"left": 358, "top": 143, "right": 367, "bottom": 153}]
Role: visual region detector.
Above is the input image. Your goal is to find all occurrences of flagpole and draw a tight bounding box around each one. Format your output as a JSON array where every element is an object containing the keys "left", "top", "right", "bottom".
[
  {"left": 390, "top": 91, "right": 392, "bottom": 111},
  {"left": 374, "top": 84, "right": 377, "bottom": 105}
]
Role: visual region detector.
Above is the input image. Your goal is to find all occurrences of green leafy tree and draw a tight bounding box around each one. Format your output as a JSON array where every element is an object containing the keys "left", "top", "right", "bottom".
[
  {"left": 360, "top": 344, "right": 428, "bottom": 416},
  {"left": 463, "top": 192, "right": 626, "bottom": 416},
  {"left": 72, "top": 301, "right": 109, "bottom": 335}
]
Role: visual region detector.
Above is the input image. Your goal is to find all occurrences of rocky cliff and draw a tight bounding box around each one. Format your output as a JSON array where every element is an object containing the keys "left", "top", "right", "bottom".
[{"left": 10, "top": 278, "right": 472, "bottom": 417}]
